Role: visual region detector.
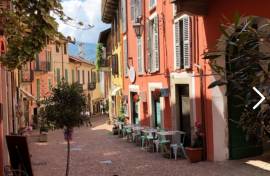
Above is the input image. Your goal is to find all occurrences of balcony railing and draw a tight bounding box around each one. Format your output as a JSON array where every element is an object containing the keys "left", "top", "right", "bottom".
[
  {"left": 88, "top": 82, "right": 96, "bottom": 91},
  {"left": 21, "top": 70, "right": 34, "bottom": 83},
  {"left": 100, "top": 59, "right": 110, "bottom": 67},
  {"left": 35, "top": 61, "right": 51, "bottom": 72}
]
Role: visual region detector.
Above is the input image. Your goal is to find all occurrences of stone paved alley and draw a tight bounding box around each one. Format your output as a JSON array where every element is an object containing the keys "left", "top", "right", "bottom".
[{"left": 29, "top": 116, "right": 270, "bottom": 176}]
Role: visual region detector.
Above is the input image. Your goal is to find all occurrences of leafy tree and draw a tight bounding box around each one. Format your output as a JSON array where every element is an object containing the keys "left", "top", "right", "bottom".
[
  {"left": 96, "top": 43, "right": 103, "bottom": 70},
  {"left": 41, "top": 81, "right": 90, "bottom": 176},
  {"left": 204, "top": 15, "right": 270, "bottom": 138}
]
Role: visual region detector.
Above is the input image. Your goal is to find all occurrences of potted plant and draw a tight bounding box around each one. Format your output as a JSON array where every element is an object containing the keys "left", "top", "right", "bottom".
[
  {"left": 185, "top": 121, "right": 203, "bottom": 163},
  {"left": 41, "top": 81, "right": 90, "bottom": 176}
]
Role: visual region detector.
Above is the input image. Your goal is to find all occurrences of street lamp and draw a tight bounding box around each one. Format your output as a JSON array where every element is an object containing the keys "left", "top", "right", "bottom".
[{"left": 133, "top": 22, "right": 144, "bottom": 38}]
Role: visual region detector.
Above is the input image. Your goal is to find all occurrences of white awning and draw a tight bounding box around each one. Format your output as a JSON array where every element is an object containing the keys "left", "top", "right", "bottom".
[
  {"left": 111, "top": 87, "right": 121, "bottom": 96},
  {"left": 19, "top": 88, "right": 36, "bottom": 100}
]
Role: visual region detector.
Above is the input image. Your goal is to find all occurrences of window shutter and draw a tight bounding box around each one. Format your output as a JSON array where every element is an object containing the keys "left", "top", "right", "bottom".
[
  {"left": 183, "top": 16, "right": 191, "bottom": 68},
  {"left": 175, "top": 21, "right": 181, "bottom": 69},
  {"left": 124, "top": 39, "right": 128, "bottom": 76},
  {"left": 130, "top": 0, "right": 135, "bottom": 22},
  {"left": 137, "top": 0, "right": 142, "bottom": 18},
  {"left": 153, "top": 16, "right": 159, "bottom": 72},
  {"left": 137, "top": 38, "right": 143, "bottom": 74},
  {"left": 116, "top": 54, "right": 119, "bottom": 75},
  {"left": 146, "top": 20, "right": 152, "bottom": 73},
  {"left": 121, "top": 0, "right": 127, "bottom": 33}
]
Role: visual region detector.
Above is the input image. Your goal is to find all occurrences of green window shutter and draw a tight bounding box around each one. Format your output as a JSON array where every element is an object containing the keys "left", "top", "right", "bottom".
[
  {"left": 77, "top": 70, "right": 80, "bottom": 83},
  {"left": 130, "top": 0, "right": 135, "bottom": 22},
  {"left": 146, "top": 20, "right": 152, "bottom": 72},
  {"left": 72, "top": 69, "right": 75, "bottom": 83},
  {"left": 137, "top": 37, "right": 144, "bottom": 74},
  {"left": 82, "top": 70, "right": 85, "bottom": 84},
  {"left": 57, "top": 68, "right": 60, "bottom": 84},
  {"left": 36, "top": 79, "right": 40, "bottom": 99},
  {"left": 137, "top": 0, "right": 142, "bottom": 18},
  {"left": 48, "top": 79, "right": 52, "bottom": 90},
  {"left": 121, "top": 0, "right": 127, "bottom": 33},
  {"left": 175, "top": 20, "right": 181, "bottom": 69},
  {"left": 153, "top": 15, "right": 159, "bottom": 72},
  {"left": 65, "top": 69, "right": 68, "bottom": 82},
  {"left": 183, "top": 16, "right": 191, "bottom": 68},
  {"left": 124, "top": 38, "right": 128, "bottom": 76}
]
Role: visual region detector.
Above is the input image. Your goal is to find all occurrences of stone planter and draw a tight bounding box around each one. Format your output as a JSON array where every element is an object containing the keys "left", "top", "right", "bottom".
[{"left": 185, "top": 147, "right": 203, "bottom": 163}]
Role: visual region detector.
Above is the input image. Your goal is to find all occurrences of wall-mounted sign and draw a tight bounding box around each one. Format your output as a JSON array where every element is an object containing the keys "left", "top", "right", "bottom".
[
  {"left": 129, "top": 66, "right": 136, "bottom": 83},
  {"left": 160, "top": 88, "right": 169, "bottom": 97}
]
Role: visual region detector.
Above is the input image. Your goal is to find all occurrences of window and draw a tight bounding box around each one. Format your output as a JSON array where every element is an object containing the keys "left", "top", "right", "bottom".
[
  {"left": 48, "top": 79, "right": 52, "bottom": 90},
  {"left": 137, "top": 37, "right": 144, "bottom": 74},
  {"left": 64, "top": 44, "right": 67, "bottom": 55},
  {"left": 130, "top": 0, "right": 142, "bottom": 22},
  {"left": 82, "top": 70, "right": 85, "bottom": 84},
  {"left": 149, "top": 0, "right": 157, "bottom": 9},
  {"left": 112, "top": 55, "right": 119, "bottom": 75},
  {"left": 174, "top": 15, "right": 191, "bottom": 69},
  {"left": 46, "top": 51, "right": 52, "bottom": 71},
  {"left": 92, "top": 71, "right": 96, "bottom": 83},
  {"left": 56, "top": 68, "right": 61, "bottom": 84},
  {"left": 123, "top": 37, "right": 128, "bottom": 76},
  {"left": 65, "top": 69, "right": 68, "bottom": 82},
  {"left": 77, "top": 70, "right": 80, "bottom": 83},
  {"left": 147, "top": 15, "right": 159, "bottom": 73},
  {"left": 72, "top": 69, "right": 75, "bottom": 83},
  {"left": 36, "top": 79, "right": 40, "bottom": 99},
  {"left": 88, "top": 71, "right": 90, "bottom": 83},
  {"left": 121, "top": 0, "right": 127, "bottom": 33},
  {"left": 56, "top": 43, "right": 60, "bottom": 53},
  {"left": 35, "top": 54, "right": 40, "bottom": 70}
]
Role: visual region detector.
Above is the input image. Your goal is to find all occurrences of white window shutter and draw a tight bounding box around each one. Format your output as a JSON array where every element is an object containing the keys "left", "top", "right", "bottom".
[
  {"left": 175, "top": 21, "right": 181, "bottom": 69},
  {"left": 183, "top": 16, "right": 191, "bottom": 68},
  {"left": 121, "top": 0, "right": 127, "bottom": 33},
  {"left": 124, "top": 38, "right": 128, "bottom": 76},
  {"left": 153, "top": 15, "right": 159, "bottom": 72},
  {"left": 137, "top": 38, "right": 143, "bottom": 74}
]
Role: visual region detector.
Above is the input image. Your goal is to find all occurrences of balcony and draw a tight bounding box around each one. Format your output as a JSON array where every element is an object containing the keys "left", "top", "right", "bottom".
[
  {"left": 101, "top": 0, "right": 118, "bottom": 23},
  {"left": 88, "top": 82, "right": 96, "bottom": 91},
  {"left": 35, "top": 61, "right": 51, "bottom": 72},
  {"left": 171, "top": 0, "right": 208, "bottom": 16},
  {"left": 21, "top": 70, "right": 34, "bottom": 83}
]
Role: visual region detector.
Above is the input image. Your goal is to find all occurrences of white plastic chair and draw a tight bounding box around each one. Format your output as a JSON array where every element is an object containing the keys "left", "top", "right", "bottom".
[{"left": 170, "top": 131, "right": 187, "bottom": 160}]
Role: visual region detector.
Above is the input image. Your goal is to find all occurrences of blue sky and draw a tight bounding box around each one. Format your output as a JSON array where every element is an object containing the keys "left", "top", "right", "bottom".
[{"left": 58, "top": 0, "right": 110, "bottom": 43}]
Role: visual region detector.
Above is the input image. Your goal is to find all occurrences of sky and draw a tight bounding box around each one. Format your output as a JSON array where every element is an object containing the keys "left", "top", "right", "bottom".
[{"left": 58, "top": 0, "right": 109, "bottom": 44}]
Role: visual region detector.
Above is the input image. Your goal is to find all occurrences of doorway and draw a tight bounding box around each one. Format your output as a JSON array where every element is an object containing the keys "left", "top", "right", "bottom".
[
  {"left": 176, "top": 84, "right": 191, "bottom": 146},
  {"left": 131, "top": 92, "right": 139, "bottom": 124},
  {"left": 153, "top": 98, "right": 161, "bottom": 128}
]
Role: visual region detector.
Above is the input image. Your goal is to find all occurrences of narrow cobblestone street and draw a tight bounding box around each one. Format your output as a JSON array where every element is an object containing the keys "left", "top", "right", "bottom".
[{"left": 29, "top": 116, "right": 270, "bottom": 176}]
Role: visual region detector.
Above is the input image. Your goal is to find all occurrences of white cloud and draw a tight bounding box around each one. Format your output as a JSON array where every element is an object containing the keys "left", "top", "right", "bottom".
[{"left": 58, "top": 0, "right": 110, "bottom": 43}]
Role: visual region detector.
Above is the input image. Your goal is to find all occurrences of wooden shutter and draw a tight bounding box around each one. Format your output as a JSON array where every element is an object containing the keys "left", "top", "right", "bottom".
[
  {"left": 137, "top": 37, "right": 143, "bottom": 74},
  {"left": 175, "top": 20, "right": 181, "bottom": 69},
  {"left": 183, "top": 16, "right": 191, "bottom": 68},
  {"left": 124, "top": 39, "right": 128, "bottom": 76},
  {"left": 130, "top": 0, "right": 135, "bottom": 22},
  {"left": 121, "top": 0, "right": 127, "bottom": 33},
  {"left": 153, "top": 15, "right": 159, "bottom": 72}
]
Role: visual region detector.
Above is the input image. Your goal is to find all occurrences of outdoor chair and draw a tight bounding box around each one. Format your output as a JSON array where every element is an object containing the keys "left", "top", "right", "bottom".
[
  {"left": 153, "top": 129, "right": 168, "bottom": 152},
  {"left": 125, "top": 127, "right": 132, "bottom": 142},
  {"left": 170, "top": 131, "right": 187, "bottom": 160},
  {"left": 132, "top": 129, "right": 141, "bottom": 144}
]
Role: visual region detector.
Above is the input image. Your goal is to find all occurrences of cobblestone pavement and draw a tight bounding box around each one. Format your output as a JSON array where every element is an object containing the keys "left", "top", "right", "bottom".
[{"left": 29, "top": 115, "right": 270, "bottom": 176}]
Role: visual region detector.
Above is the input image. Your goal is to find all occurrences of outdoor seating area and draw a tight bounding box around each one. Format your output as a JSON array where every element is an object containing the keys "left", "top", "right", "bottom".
[{"left": 113, "top": 121, "right": 187, "bottom": 160}]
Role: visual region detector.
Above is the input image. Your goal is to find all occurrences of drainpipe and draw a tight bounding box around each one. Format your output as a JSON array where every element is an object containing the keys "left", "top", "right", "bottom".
[{"left": 194, "top": 63, "right": 207, "bottom": 160}]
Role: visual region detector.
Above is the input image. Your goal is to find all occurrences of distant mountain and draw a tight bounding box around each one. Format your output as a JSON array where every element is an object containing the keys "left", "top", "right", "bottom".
[{"left": 68, "top": 42, "right": 96, "bottom": 62}]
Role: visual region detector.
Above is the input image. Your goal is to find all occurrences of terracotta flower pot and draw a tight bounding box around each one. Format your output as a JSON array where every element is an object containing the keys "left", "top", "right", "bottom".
[{"left": 185, "top": 147, "right": 203, "bottom": 163}]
